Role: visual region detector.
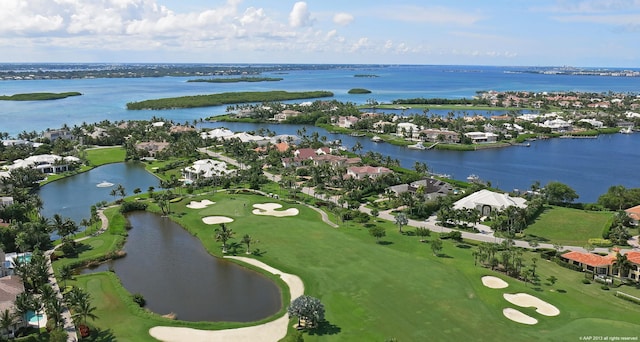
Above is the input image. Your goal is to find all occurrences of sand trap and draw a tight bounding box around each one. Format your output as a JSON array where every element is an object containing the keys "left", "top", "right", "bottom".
[
  {"left": 149, "top": 256, "right": 304, "bottom": 342},
  {"left": 186, "top": 199, "right": 216, "bottom": 209},
  {"left": 202, "top": 216, "right": 234, "bottom": 224},
  {"left": 252, "top": 203, "right": 299, "bottom": 217},
  {"left": 503, "top": 308, "right": 538, "bottom": 325},
  {"left": 481, "top": 276, "right": 509, "bottom": 289},
  {"left": 503, "top": 293, "right": 560, "bottom": 316}
]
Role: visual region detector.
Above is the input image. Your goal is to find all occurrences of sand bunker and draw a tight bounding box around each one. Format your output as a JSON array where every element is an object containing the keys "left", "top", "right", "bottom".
[
  {"left": 481, "top": 276, "right": 509, "bottom": 289},
  {"left": 503, "top": 308, "right": 538, "bottom": 325},
  {"left": 186, "top": 199, "right": 215, "bottom": 209},
  {"left": 252, "top": 203, "right": 299, "bottom": 217},
  {"left": 202, "top": 216, "right": 234, "bottom": 224},
  {"left": 503, "top": 293, "right": 560, "bottom": 316}
]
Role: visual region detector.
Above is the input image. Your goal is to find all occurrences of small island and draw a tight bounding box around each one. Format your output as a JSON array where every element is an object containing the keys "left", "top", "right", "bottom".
[
  {"left": 126, "top": 90, "right": 334, "bottom": 110},
  {"left": 187, "top": 77, "right": 283, "bottom": 83},
  {"left": 0, "top": 92, "right": 82, "bottom": 101},
  {"left": 348, "top": 88, "right": 372, "bottom": 94}
]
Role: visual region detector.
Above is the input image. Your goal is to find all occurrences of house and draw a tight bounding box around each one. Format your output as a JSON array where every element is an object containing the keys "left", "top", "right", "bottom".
[
  {"left": 273, "top": 110, "right": 301, "bottom": 122},
  {"left": 346, "top": 166, "right": 392, "bottom": 180},
  {"left": 625, "top": 205, "right": 640, "bottom": 225},
  {"left": 200, "top": 128, "right": 234, "bottom": 140},
  {"left": 170, "top": 125, "right": 197, "bottom": 134},
  {"left": 539, "top": 119, "right": 572, "bottom": 132},
  {"left": 388, "top": 178, "right": 453, "bottom": 200},
  {"left": 578, "top": 119, "right": 604, "bottom": 128},
  {"left": 282, "top": 147, "right": 331, "bottom": 168},
  {"left": 42, "top": 129, "right": 72, "bottom": 142},
  {"left": 224, "top": 132, "right": 269, "bottom": 143},
  {"left": 0, "top": 197, "right": 13, "bottom": 207},
  {"left": 373, "top": 120, "right": 394, "bottom": 133},
  {"left": 337, "top": 116, "right": 359, "bottom": 128},
  {"left": 7, "top": 154, "right": 80, "bottom": 174},
  {"left": 182, "top": 159, "right": 233, "bottom": 182},
  {"left": 464, "top": 132, "right": 498, "bottom": 144},
  {"left": 0, "top": 274, "right": 25, "bottom": 332},
  {"left": 453, "top": 189, "right": 527, "bottom": 216},
  {"left": 311, "top": 154, "right": 360, "bottom": 167},
  {"left": 561, "top": 250, "right": 640, "bottom": 281},
  {"left": 396, "top": 122, "right": 421, "bottom": 139},
  {"left": 135, "top": 141, "right": 170, "bottom": 157},
  {"left": 419, "top": 129, "right": 460, "bottom": 143}
]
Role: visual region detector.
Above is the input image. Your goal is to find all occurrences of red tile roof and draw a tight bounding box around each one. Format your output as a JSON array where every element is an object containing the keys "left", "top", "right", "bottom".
[
  {"left": 561, "top": 251, "right": 615, "bottom": 267},
  {"left": 625, "top": 205, "right": 640, "bottom": 221}
]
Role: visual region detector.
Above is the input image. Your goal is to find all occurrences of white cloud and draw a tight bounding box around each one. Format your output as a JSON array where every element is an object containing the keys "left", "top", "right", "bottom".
[
  {"left": 289, "top": 2, "right": 312, "bottom": 28},
  {"left": 380, "top": 6, "right": 484, "bottom": 26},
  {"left": 333, "top": 12, "right": 354, "bottom": 26}
]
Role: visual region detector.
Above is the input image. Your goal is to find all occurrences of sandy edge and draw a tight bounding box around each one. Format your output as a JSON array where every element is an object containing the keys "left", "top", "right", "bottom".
[
  {"left": 202, "top": 216, "right": 234, "bottom": 224},
  {"left": 149, "top": 256, "right": 304, "bottom": 342},
  {"left": 503, "top": 293, "right": 560, "bottom": 316},
  {"left": 481, "top": 276, "right": 509, "bottom": 289},
  {"left": 503, "top": 308, "right": 538, "bottom": 325}
]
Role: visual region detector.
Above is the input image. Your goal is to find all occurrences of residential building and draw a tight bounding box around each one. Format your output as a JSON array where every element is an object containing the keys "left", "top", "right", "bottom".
[
  {"left": 453, "top": 189, "right": 527, "bottom": 216},
  {"left": 135, "top": 141, "right": 170, "bottom": 157},
  {"left": 43, "top": 128, "right": 72, "bottom": 142},
  {"left": 418, "top": 129, "right": 460, "bottom": 143},
  {"left": 273, "top": 110, "right": 301, "bottom": 122},
  {"left": 182, "top": 159, "right": 233, "bottom": 181},
  {"left": 464, "top": 132, "right": 499, "bottom": 144},
  {"left": 346, "top": 166, "right": 392, "bottom": 180},
  {"left": 625, "top": 205, "right": 640, "bottom": 225},
  {"left": 7, "top": 154, "right": 80, "bottom": 174},
  {"left": 561, "top": 250, "right": 640, "bottom": 281}
]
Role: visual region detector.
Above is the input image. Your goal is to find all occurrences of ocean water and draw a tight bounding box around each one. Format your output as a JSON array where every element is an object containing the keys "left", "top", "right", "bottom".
[{"left": 2, "top": 64, "right": 640, "bottom": 202}]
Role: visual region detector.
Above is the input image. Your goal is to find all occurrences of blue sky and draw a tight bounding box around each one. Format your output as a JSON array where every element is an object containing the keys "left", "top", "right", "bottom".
[{"left": 1, "top": 0, "right": 640, "bottom": 67}]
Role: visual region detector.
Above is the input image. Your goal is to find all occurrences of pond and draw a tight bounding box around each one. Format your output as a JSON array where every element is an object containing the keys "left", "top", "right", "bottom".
[
  {"left": 84, "top": 211, "right": 282, "bottom": 322},
  {"left": 39, "top": 162, "right": 160, "bottom": 224}
]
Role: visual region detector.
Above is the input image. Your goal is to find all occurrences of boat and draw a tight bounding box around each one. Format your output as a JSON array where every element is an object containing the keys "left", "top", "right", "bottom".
[
  {"left": 467, "top": 174, "right": 480, "bottom": 182},
  {"left": 97, "top": 181, "right": 114, "bottom": 188},
  {"left": 620, "top": 127, "right": 634, "bottom": 134},
  {"left": 371, "top": 136, "right": 383, "bottom": 142},
  {"left": 408, "top": 142, "right": 426, "bottom": 150},
  {"left": 350, "top": 132, "right": 365, "bottom": 137}
]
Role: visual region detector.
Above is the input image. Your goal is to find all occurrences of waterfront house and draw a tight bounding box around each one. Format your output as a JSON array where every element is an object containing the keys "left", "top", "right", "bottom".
[
  {"left": 418, "top": 129, "right": 460, "bottom": 143},
  {"left": 42, "top": 128, "right": 72, "bottom": 142},
  {"left": 396, "top": 122, "right": 421, "bottom": 139},
  {"left": 200, "top": 128, "right": 234, "bottom": 140},
  {"left": 388, "top": 178, "right": 453, "bottom": 200},
  {"left": 337, "top": 116, "right": 360, "bottom": 128},
  {"left": 464, "top": 132, "right": 498, "bottom": 144},
  {"left": 453, "top": 189, "right": 527, "bottom": 216},
  {"left": 346, "top": 166, "right": 392, "bottom": 180},
  {"left": 135, "top": 141, "right": 170, "bottom": 157},
  {"left": 7, "top": 154, "right": 80, "bottom": 174},
  {"left": 169, "top": 125, "right": 196, "bottom": 134},
  {"left": 282, "top": 147, "right": 332, "bottom": 168},
  {"left": 273, "top": 110, "right": 301, "bottom": 122}
]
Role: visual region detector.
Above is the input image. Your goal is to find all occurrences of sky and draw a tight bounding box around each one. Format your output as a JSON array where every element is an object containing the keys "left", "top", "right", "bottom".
[{"left": 1, "top": 0, "right": 640, "bottom": 67}]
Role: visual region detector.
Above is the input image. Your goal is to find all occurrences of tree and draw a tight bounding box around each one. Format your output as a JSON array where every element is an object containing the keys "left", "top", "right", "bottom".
[
  {"left": 547, "top": 275, "right": 558, "bottom": 286},
  {"left": 0, "top": 309, "right": 17, "bottom": 339},
  {"left": 415, "top": 227, "right": 431, "bottom": 242},
  {"left": 369, "top": 226, "right": 386, "bottom": 243},
  {"left": 287, "top": 295, "right": 325, "bottom": 329},
  {"left": 431, "top": 238, "right": 443, "bottom": 256},
  {"left": 613, "top": 253, "right": 633, "bottom": 278},
  {"left": 544, "top": 181, "right": 578, "bottom": 205},
  {"left": 214, "top": 223, "right": 234, "bottom": 253},
  {"left": 71, "top": 298, "right": 98, "bottom": 326},
  {"left": 395, "top": 213, "right": 409, "bottom": 234},
  {"left": 241, "top": 234, "right": 254, "bottom": 254}
]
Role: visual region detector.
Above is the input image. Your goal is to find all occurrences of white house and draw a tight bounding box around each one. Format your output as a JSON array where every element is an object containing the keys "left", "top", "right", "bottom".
[
  {"left": 453, "top": 189, "right": 527, "bottom": 216},
  {"left": 578, "top": 119, "right": 604, "bottom": 128},
  {"left": 182, "top": 159, "right": 233, "bottom": 182},
  {"left": 396, "top": 122, "right": 421, "bottom": 139},
  {"left": 464, "top": 132, "right": 498, "bottom": 144},
  {"left": 7, "top": 154, "right": 80, "bottom": 174},
  {"left": 346, "top": 166, "right": 393, "bottom": 180},
  {"left": 200, "top": 128, "right": 234, "bottom": 140}
]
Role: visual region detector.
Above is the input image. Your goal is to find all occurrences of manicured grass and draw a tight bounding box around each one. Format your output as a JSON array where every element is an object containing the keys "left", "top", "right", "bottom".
[
  {"left": 525, "top": 206, "right": 612, "bottom": 246},
  {"left": 67, "top": 192, "right": 640, "bottom": 341},
  {"left": 85, "top": 147, "right": 126, "bottom": 166}
]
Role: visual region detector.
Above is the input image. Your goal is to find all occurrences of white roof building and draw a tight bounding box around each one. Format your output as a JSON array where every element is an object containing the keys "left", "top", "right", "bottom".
[
  {"left": 182, "top": 159, "right": 234, "bottom": 182},
  {"left": 7, "top": 154, "right": 80, "bottom": 174},
  {"left": 225, "top": 132, "right": 269, "bottom": 143},
  {"left": 200, "top": 128, "right": 234, "bottom": 140},
  {"left": 453, "top": 189, "right": 527, "bottom": 216}
]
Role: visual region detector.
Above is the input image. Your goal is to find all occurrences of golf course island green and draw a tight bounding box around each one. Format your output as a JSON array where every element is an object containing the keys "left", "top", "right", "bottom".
[
  {"left": 126, "top": 90, "right": 334, "bottom": 110},
  {"left": 0, "top": 92, "right": 82, "bottom": 101},
  {"left": 187, "top": 77, "right": 283, "bottom": 83}
]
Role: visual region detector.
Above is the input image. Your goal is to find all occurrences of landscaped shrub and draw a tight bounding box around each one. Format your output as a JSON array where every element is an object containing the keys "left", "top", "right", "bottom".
[
  {"left": 554, "top": 257, "right": 583, "bottom": 272},
  {"left": 601, "top": 285, "right": 610, "bottom": 290},
  {"left": 615, "top": 291, "right": 640, "bottom": 305},
  {"left": 587, "top": 238, "right": 613, "bottom": 247},
  {"left": 132, "top": 293, "right": 146, "bottom": 307},
  {"left": 119, "top": 201, "right": 148, "bottom": 213},
  {"left": 582, "top": 279, "right": 591, "bottom": 284},
  {"left": 538, "top": 248, "right": 557, "bottom": 260}
]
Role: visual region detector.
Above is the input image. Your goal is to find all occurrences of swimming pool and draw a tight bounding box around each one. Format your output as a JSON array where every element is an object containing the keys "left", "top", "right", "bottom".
[{"left": 26, "top": 311, "right": 44, "bottom": 325}]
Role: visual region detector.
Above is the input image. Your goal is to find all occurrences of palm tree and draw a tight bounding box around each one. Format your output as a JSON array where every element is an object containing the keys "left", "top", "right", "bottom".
[
  {"left": 0, "top": 309, "right": 17, "bottom": 339},
  {"left": 613, "top": 253, "right": 633, "bottom": 279},
  {"left": 214, "top": 223, "right": 234, "bottom": 253},
  {"left": 59, "top": 265, "right": 73, "bottom": 288},
  {"left": 13, "top": 293, "right": 34, "bottom": 332},
  {"left": 241, "top": 234, "right": 253, "bottom": 255},
  {"left": 71, "top": 299, "right": 97, "bottom": 326}
]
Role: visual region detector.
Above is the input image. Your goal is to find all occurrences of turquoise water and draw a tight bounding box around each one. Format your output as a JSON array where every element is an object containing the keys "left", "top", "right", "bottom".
[
  {"left": 16, "top": 253, "right": 31, "bottom": 263},
  {"left": 26, "top": 311, "right": 43, "bottom": 324}
]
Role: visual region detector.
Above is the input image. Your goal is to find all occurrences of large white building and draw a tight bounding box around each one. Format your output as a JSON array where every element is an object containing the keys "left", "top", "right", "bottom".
[
  {"left": 182, "top": 159, "right": 234, "bottom": 182},
  {"left": 453, "top": 189, "right": 527, "bottom": 216}
]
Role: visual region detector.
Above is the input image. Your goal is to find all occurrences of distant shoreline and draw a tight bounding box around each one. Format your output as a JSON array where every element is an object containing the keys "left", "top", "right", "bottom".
[{"left": 0, "top": 92, "right": 81, "bottom": 101}]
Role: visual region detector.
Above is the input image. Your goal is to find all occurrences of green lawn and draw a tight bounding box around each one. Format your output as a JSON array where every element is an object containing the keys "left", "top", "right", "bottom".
[
  {"left": 525, "top": 206, "right": 613, "bottom": 246},
  {"left": 65, "top": 193, "right": 640, "bottom": 341},
  {"left": 85, "top": 146, "right": 126, "bottom": 166}
]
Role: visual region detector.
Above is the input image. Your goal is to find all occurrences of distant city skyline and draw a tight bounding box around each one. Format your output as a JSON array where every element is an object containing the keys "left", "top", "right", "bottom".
[{"left": 2, "top": 0, "right": 640, "bottom": 67}]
